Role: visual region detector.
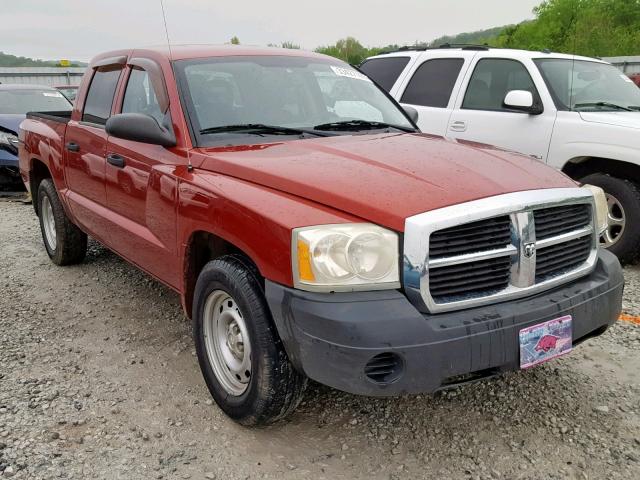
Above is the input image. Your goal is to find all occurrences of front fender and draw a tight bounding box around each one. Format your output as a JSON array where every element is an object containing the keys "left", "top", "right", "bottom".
[{"left": 177, "top": 170, "right": 361, "bottom": 288}]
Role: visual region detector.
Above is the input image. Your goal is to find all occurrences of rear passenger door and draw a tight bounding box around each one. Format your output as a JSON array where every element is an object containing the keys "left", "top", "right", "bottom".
[
  {"left": 65, "top": 60, "right": 124, "bottom": 240},
  {"left": 395, "top": 51, "right": 475, "bottom": 136},
  {"left": 447, "top": 55, "right": 556, "bottom": 161}
]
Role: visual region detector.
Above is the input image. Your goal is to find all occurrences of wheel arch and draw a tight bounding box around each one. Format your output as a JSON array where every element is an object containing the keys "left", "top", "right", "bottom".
[
  {"left": 561, "top": 157, "right": 640, "bottom": 184},
  {"left": 182, "top": 230, "right": 262, "bottom": 319},
  {"left": 29, "top": 157, "right": 53, "bottom": 214}
]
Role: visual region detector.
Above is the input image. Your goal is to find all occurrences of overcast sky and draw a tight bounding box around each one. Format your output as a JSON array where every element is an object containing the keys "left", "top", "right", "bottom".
[{"left": 2, "top": 0, "right": 540, "bottom": 62}]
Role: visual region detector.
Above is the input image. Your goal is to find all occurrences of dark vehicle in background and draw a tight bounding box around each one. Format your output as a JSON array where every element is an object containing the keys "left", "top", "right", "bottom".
[
  {"left": 55, "top": 85, "right": 79, "bottom": 102},
  {"left": 0, "top": 84, "right": 72, "bottom": 190}
]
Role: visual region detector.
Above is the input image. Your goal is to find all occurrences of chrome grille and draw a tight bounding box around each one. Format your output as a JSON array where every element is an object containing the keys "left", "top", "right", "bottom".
[{"left": 403, "top": 189, "right": 599, "bottom": 313}]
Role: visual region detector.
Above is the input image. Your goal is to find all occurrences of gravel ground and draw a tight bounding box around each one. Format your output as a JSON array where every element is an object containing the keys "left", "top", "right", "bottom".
[{"left": 0, "top": 199, "right": 639, "bottom": 480}]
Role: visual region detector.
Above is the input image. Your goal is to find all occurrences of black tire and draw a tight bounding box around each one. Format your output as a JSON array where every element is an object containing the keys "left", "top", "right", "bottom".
[
  {"left": 192, "top": 255, "right": 307, "bottom": 426},
  {"left": 37, "top": 179, "right": 87, "bottom": 265},
  {"left": 580, "top": 173, "right": 640, "bottom": 265}
]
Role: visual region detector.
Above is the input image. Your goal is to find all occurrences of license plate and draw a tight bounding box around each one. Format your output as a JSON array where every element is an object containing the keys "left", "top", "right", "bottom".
[{"left": 519, "top": 315, "right": 573, "bottom": 369}]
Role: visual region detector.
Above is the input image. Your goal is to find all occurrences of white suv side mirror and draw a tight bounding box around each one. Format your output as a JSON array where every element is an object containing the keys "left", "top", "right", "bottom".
[
  {"left": 504, "top": 90, "right": 533, "bottom": 108},
  {"left": 503, "top": 90, "right": 542, "bottom": 114}
]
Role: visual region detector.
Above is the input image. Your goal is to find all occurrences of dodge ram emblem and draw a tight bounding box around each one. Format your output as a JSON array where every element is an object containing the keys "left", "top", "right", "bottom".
[{"left": 524, "top": 242, "right": 536, "bottom": 258}]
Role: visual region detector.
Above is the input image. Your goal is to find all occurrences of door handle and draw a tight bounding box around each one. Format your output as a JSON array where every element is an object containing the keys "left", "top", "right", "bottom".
[
  {"left": 106, "top": 153, "right": 125, "bottom": 168},
  {"left": 65, "top": 142, "right": 79, "bottom": 152},
  {"left": 449, "top": 121, "right": 467, "bottom": 132}
]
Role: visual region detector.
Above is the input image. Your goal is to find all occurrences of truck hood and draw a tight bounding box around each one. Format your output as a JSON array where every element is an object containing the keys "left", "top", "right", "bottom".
[
  {"left": 579, "top": 111, "right": 640, "bottom": 130},
  {"left": 194, "top": 133, "right": 576, "bottom": 231}
]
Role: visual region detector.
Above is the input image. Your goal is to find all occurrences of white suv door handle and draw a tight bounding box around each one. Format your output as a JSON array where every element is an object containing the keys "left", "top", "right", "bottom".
[{"left": 449, "top": 121, "right": 467, "bottom": 132}]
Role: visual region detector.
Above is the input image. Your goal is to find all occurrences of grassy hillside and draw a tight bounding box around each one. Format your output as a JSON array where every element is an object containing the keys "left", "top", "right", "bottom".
[
  {"left": 427, "top": 26, "right": 507, "bottom": 47},
  {"left": 0, "top": 52, "right": 86, "bottom": 67}
]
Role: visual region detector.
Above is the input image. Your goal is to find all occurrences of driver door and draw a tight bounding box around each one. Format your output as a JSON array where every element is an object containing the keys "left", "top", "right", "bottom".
[{"left": 105, "top": 59, "right": 181, "bottom": 287}]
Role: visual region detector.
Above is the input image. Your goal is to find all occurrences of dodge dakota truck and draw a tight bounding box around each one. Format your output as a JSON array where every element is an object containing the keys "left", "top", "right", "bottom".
[
  {"left": 19, "top": 45, "right": 624, "bottom": 425},
  {"left": 362, "top": 46, "right": 640, "bottom": 264}
]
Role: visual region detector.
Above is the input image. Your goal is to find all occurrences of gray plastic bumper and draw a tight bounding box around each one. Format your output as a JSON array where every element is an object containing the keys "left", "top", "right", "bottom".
[{"left": 265, "top": 250, "right": 624, "bottom": 396}]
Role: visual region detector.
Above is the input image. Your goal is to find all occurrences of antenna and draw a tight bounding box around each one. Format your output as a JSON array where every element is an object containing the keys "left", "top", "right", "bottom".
[
  {"left": 159, "top": 0, "right": 193, "bottom": 172},
  {"left": 569, "top": 5, "right": 578, "bottom": 111}
]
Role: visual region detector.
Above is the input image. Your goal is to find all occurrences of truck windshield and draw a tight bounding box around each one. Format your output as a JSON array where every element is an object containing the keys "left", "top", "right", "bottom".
[
  {"left": 534, "top": 58, "right": 640, "bottom": 112},
  {"left": 174, "top": 55, "right": 415, "bottom": 145},
  {"left": 0, "top": 89, "right": 72, "bottom": 114}
]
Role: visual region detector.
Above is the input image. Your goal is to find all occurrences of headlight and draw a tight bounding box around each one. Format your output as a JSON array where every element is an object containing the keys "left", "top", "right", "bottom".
[
  {"left": 0, "top": 130, "right": 19, "bottom": 153},
  {"left": 293, "top": 224, "right": 400, "bottom": 291},
  {"left": 583, "top": 184, "right": 608, "bottom": 235}
]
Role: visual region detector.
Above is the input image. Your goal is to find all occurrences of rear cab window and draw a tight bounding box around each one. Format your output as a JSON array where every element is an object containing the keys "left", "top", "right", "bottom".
[
  {"left": 82, "top": 67, "right": 122, "bottom": 126},
  {"left": 359, "top": 57, "right": 410, "bottom": 92},
  {"left": 400, "top": 58, "right": 465, "bottom": 108}
]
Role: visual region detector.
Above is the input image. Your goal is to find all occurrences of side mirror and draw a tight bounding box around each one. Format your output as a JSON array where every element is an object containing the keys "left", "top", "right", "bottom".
[
  {"left": 106, "top": 113, "right": 176, "bottom": 147},
  {"left": 503, "top": 90, "right": 542, "bottom": 115},
  {"left": 403, "top": 105, "right": 419, "bottom": 123}
]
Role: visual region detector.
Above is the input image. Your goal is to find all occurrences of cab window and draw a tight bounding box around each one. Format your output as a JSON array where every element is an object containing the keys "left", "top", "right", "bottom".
[
  {"left": 82, "top": 67, "right": 122, "bottom": 125},
  {"left": 122, "top": 67, "right": 164, "bottom": 125}
]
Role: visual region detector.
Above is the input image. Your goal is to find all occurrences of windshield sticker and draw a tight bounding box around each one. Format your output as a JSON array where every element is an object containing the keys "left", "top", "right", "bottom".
[
  {"left": 330, "top": 66, "right": 372, "bottom": 82},
  {"left": 621, "top": 74, "right": 634, "bottom": 83},
  {"left": 43, "top": 91, "right": 64, "bottom": 97}
]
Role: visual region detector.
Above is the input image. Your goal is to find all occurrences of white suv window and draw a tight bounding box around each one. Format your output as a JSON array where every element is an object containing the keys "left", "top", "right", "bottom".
[
  {"left": 400, "top": 58, "right": 464, "bottom": 108},
  {"left": 462, "top": 58, "right": 538, "bottom": 112},
  {"left": 359, "top": 57, "right": 410, "bottom": 91}
]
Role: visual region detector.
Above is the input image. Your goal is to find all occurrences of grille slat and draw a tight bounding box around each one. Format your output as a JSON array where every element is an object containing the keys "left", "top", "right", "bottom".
[
  {"left": 534, "top": 204, "right": 591, "bottom": 240},
  {"left": 535, "top": 236, "right": 592, "bottom": 281},
  {"left": 430, "top": 256, "right": 511, "bottom": 301},
  {"left": 430, "top": 216, "right": 511, "bottom": 258},
  {"left": 426, "top": 202, "right": 594, "bottom": 307}
]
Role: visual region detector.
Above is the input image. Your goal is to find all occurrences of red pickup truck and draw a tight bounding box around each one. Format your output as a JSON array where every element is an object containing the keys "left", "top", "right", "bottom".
[{"left": 19, "top": 45, "right": 623, "bottom": 425}]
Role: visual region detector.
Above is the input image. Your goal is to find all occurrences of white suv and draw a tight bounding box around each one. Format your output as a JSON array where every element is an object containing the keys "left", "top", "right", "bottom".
[{"left": 362, "top": 45, "right": 640, "bottom": 264}]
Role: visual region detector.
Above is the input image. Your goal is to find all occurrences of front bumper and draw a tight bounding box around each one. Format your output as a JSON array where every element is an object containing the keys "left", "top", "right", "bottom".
[{"left": 266, "top": 249, "right": 623, "bottom": 396}]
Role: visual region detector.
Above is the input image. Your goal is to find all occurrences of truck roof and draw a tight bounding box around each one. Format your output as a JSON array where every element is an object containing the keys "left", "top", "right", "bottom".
[{"left": 92, "top": 44, "right": 332, "bottom": 64}]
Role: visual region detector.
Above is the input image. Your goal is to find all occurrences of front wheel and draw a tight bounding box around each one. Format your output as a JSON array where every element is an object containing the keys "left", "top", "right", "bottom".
[
  {"left": 192, "top": 256, "right": 307, "bottom": 426},
  {"left": 580, "top": 173, "right": 640, "bottom": 265},
  {"left": 37, "top": 179, "right": 87, "bottom": 265}
]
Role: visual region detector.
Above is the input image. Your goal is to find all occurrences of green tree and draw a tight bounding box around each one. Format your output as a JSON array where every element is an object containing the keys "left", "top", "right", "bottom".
[
  {"left": 315, "top": 37, "right": 371, "bottom": 65},
  {"left": 230, "top": 36, "right": 240, "bottom": 45},
  {"left": 492, "top": 0, "right": 640, "bottom": 56},
  {"left": 268, "top": 41, "right": 300, "bottom": 49}
]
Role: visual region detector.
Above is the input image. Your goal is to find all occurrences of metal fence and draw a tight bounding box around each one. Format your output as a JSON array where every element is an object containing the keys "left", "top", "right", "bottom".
[
  {"left": 602, "top": 56, "right": 640, "bottom": 75},
  {"left": 0, "top": 67, "right": 86, "bottom": 87}
]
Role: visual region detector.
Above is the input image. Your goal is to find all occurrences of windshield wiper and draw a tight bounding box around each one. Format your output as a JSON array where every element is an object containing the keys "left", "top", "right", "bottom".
[
  {"left": 573, "top": 102, "right": 633, "bottom": 111},
  {"left": 313, "top": 119, "right": 416, "bottom": 133},
  {"left": 199, "top": 124, "right": 331, "bottom": 137}
]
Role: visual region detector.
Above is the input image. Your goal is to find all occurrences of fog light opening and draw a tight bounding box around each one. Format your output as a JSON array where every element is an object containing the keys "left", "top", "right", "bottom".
[{"left": 364, "top": 352, "right": 404, "bottom": 385}]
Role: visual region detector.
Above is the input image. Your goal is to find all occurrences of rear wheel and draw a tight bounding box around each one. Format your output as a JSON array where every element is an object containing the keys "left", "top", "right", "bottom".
[
  {"left": 37, "top": 179, "right": 87, "bottom": 265},
  {"left": 192, "top": 255, "right": 307, "bottom": 426},
  {"left": 580, "top": 173, "right": 640, "bottom": 265}
]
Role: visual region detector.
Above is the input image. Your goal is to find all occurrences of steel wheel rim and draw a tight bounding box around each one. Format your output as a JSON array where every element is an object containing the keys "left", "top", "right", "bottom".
[
  {"left": 600, "top": 193, "right": 625, "bottom": 248},
  {"left": 203, "top": 290, "right": 252, "bottom": 396},
  {"left": 41, "top": 195, "right": 57, "bottom": 251}
]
